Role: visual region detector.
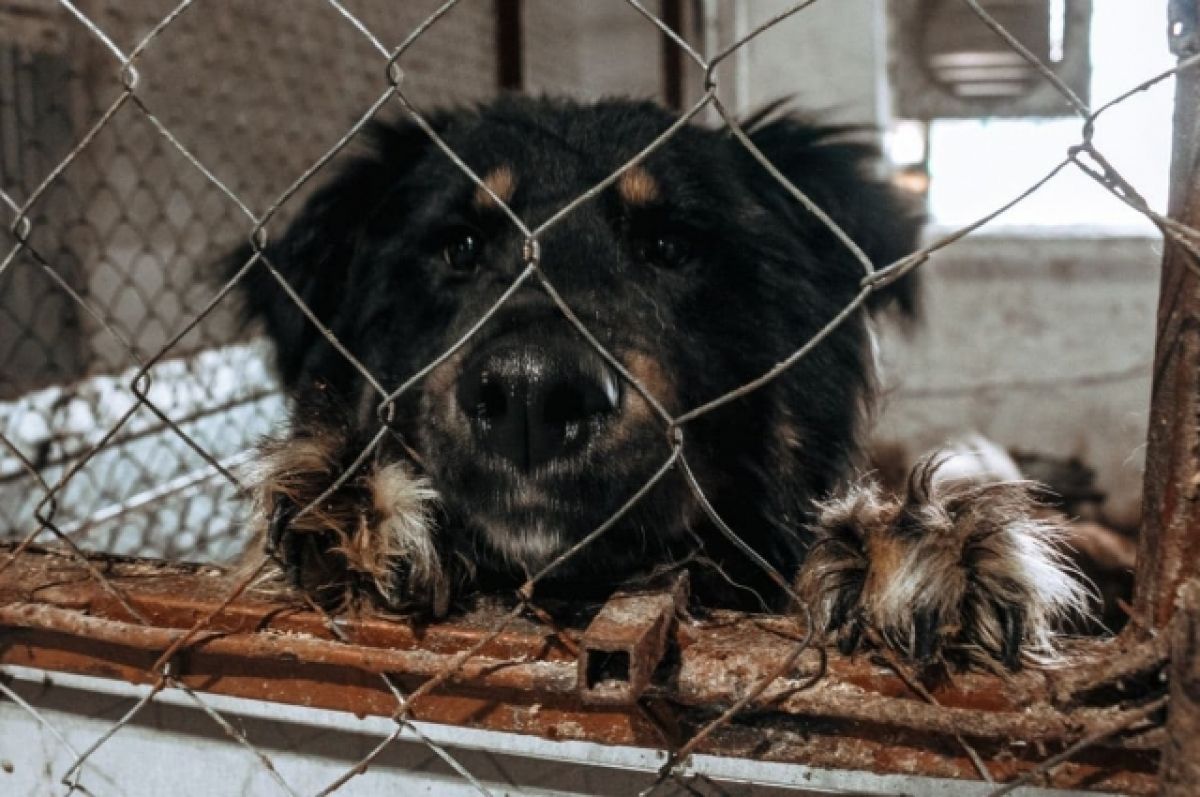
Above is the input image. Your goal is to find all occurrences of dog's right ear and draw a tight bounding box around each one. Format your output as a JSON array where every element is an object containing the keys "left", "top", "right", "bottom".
[
  {"left": 741, "top": 106, "right": 926, "bottom": 320},
  {"left": 226, "top": 119, "right": 435, "bottom": 390}
]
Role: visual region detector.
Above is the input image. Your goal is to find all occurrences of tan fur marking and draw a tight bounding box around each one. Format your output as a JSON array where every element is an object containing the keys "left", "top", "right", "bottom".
[
  {"left": 617, "top": 167, "right": 660, "bottom": 206},
  {"left": 474, "top": 165, "right": 517, "bottom": 208},
  {"left": 622, "top": 351, "right": 676, "bottom": 420},
  {"left": 863, "top": 524, "right": 906, "bottom": 601},
  {"left": 423, "top": 348, "right": 474, "bottom": 448},
  {"left": 425, "top": 348, "right": 467, "bottom": 399},
  {"left": 775, "top": 418, "right": 804, "bottom": 452}
]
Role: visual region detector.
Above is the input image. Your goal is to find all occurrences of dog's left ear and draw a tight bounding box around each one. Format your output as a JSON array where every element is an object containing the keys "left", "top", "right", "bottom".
[
  {"left": 744, "top": 111, "right": 925, "bottom": 317},
  {"left": 226, "top": 118, "right": 439, "bottom": 390}
]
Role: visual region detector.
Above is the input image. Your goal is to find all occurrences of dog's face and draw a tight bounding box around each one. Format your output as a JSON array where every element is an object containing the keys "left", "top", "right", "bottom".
[{"left": 243, "top": 98, "right": 920, "bottom": 594}]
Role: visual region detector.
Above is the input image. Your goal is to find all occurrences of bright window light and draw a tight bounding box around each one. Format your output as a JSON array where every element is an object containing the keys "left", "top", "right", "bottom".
[{"left": 926, "top": 0, "right": 1172, "bottom": 231}]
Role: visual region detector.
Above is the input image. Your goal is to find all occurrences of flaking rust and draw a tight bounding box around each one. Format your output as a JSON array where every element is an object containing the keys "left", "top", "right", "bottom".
[{"left": 578, "top": 571, "right": 688, "bottom": 705}]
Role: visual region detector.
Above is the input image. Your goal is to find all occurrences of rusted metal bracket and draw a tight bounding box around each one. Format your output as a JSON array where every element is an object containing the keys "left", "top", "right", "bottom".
[{"left": 577, "top": 571, "right": 688, "bottom": 705}]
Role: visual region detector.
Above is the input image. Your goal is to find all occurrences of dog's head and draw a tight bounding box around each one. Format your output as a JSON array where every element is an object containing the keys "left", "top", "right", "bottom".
[{"left": 238, "top": 97, "right": 920, "bottom": 593}]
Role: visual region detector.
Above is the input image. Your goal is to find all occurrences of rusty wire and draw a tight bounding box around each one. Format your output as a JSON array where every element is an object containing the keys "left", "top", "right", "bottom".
[{"left": 0, "top": 0, "right": 1193, "bottom": 794}]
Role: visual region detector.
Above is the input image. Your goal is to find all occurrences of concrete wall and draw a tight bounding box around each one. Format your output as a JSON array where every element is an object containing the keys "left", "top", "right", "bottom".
[
  {"left": 0, "top": 0, "right": 503, "bottom": 388},
  {"left": 873, "top": 232, "right": 1161, "bottom": 528},
  {"left": 711, "top": 0, "right": 890, "bottom": 126},
  {"left": 524, "top": 0, "right": 664, "bottom": 101}
]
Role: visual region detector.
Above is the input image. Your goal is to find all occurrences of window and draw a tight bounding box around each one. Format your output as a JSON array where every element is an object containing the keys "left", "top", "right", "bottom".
[{"left": 894, "top": 0, "right": 1172, "bottom": 230}]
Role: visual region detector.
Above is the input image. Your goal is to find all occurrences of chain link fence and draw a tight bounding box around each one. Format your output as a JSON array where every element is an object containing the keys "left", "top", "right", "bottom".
[
  {"left": 1, "top": 0, "right": 1197, "bottom": 794},
  {"left": 0, "top": 0, "right": 500, "bottom": 560}
]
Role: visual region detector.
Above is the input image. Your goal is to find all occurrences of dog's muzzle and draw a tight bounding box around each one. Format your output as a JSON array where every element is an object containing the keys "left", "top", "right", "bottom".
[{"left": 457, "top": 340, "right": 622, "bottom": 471}]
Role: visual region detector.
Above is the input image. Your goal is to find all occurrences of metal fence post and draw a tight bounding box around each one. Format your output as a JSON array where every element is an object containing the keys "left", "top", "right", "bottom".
[{"left": 1132, "top": 0, "right": 1200, "bottom": 632}]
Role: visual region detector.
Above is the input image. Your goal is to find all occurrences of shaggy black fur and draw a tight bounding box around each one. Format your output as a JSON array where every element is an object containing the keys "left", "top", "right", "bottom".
[{"left": 235, "top": 96, "right": 922, "bottom": 611}]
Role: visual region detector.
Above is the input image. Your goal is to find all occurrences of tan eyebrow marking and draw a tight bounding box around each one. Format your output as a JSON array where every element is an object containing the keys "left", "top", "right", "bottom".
[
  {"left": 474, "top": 165, "right": 517, "bottom": 208},
  {"left": 617, "top": 166, "right": 661, "bottom": 206}
]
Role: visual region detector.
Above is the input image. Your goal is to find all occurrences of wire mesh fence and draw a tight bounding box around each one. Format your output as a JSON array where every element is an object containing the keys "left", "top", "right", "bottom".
[
  {"left": 0, "top": 0, "right": 500, "bottom": 559},
  {"left": 0, "top": 0, "right": 1196, "bottom": 794}
]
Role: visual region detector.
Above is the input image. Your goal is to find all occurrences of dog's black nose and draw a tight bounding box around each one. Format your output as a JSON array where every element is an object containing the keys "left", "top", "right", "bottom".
[{"left": 458, "top": 344, "right": 621, "bottom": 470}]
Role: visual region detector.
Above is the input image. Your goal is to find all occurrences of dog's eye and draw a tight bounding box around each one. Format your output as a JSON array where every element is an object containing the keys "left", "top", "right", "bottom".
[
  {"left": 443, "top": 231, "right": 483, "bottom": 272},
  {"left": 638, "top": 234, "right": 691, "bottom": 269}
]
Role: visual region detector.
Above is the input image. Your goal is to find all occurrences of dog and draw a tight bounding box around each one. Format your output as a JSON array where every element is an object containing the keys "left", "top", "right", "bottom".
[{"left": 233, "top": 96, "right": 1090, "bottom": 670}]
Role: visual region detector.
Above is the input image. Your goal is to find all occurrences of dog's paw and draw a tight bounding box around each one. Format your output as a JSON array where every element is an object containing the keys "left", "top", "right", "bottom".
[
  {"left": 265, "top": 491, "right": 335, "bottom": 597},
  {"left": 795, "top": 456, "right": 1094, "bottom": 670},
  {"left": 249, "top": 431, "right": 450, "bottom": 616}
]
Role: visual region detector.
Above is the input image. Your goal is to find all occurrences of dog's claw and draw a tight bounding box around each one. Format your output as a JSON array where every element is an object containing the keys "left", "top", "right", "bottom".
[
  {"left": 267, "top": 497, "right": 298, "bottom": 556},
  {"left": 828, "top": 575, "right": 863, "bottom": 633},
  {"left": 283, "top": 533, "right": 306, "bottom": 591},
  {"left": 998, "top": 603, "right": 1025, "bottom": 671},
  {"left": 912, "top": 609, "right": 939, "bottom": 663},
  {"left": 837, "top": 618, "right": 863, "bottom": 656},
  {"left": 266, "top": 497, "right": 309, "bottom": 590}
]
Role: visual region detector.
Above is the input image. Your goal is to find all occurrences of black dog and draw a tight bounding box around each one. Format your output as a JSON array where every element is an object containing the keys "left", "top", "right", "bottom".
[{"left": 235, "top": 96, "right": 1088, "bottom": 669}]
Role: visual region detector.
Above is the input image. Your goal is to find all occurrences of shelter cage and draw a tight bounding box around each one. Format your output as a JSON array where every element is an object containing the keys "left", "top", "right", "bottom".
[{"left": 1, "top": 1, "right": 1197, "bottom": 795}]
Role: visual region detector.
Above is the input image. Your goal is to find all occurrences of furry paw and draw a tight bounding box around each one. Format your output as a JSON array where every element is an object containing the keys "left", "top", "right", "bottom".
[
  {"left": 248, "top": 429, "right": 450, "bottom": 616},
  {"left": 796, "top": 456, "right": 1094, "bottom": 669}
]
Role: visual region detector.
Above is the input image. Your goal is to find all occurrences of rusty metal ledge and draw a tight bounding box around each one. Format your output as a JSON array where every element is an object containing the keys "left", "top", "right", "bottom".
[{"left": 0, "top": 545, "right": 1161, "bottom": 793}]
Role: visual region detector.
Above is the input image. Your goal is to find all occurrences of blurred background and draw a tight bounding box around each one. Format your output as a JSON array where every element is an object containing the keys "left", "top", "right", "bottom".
[{"left": 0, "top": 1, "right": 1167, "bottom": 607}]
